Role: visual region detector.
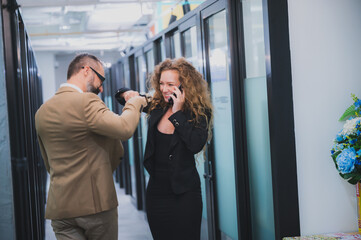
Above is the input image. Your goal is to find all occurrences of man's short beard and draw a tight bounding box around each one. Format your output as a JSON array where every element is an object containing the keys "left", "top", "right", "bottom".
[{"left": 86, "top": 76, "right": 100, "bottom": 95}]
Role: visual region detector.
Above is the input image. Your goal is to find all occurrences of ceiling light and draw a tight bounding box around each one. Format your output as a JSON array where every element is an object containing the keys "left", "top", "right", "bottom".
[
  {"left": 60, "top": 25, "right": 71, "bottom": 30},
  {"left": 87, "top": 4, "right": 142, "bottom": 30},
  {"left": 103, "top": 62, "right": 112, "bottom": 68},
  {"left": 98, "top": 0, "right": 137, "bottom": 2},
  {"left": 38, "top": 7, "right": 62, "bottom": 13},
  {"left": 64, "top": 5, "right": 95, "bottom": 13}
]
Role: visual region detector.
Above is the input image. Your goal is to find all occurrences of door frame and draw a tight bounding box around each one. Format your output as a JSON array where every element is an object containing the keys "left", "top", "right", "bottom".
[
  {"left": 261, "top": 0, "right": 300, "bottom": 238},
  {"left": 200, "top": 0, "right": 252, "bottom": 239},
  {"left": 134, "top": 49, "right": 148, "bottom": 211}
]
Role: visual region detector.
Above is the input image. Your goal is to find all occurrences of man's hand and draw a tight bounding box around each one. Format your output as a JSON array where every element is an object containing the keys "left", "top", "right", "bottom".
[{"left": 122, "top": 90, "right": 139, "bottom": 102}]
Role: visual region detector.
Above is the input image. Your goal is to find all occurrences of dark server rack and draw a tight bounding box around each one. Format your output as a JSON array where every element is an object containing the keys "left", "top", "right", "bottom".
[{"left": 1, "top": 0, "right": 47, "bottom": 239}]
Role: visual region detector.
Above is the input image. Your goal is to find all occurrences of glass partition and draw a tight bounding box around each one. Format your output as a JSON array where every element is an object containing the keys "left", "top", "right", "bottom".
[
  {"left": 182, "top": 26, "right": 198, "bottom": 70},
  {"left": 242, "top": 0, "right": 275, "bottom": 239},
  {"left": 128, "top": 137, "right": 137, "bottom": 200},
  {"left": 173, "top": 32, "right": 181, "bottom": 58},
  {"left": 137, "top": 54, "right": 150, "bottom": 187},
  {"left": 160, "top": 38, "right": 166, "bottom": 61},
  {"left": 137, "top": 55, "right": 147, "bottom": 151},
  {"left": 206, "top": 10, "right": 238, "bottom": 239},
  {"left": 179, "top": 23, "right": 209, "bottom": 239},
  {"left": 103, "top": 69, "right": 112, "bottom": 111},
  {"left": 146, "top": 49, "right": 155, "bottom": 79}
]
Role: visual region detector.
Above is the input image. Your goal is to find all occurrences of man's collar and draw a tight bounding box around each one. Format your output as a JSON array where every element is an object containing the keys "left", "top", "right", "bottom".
[{"left": 60, "top": 83, "right": 83, "bottom": 93}]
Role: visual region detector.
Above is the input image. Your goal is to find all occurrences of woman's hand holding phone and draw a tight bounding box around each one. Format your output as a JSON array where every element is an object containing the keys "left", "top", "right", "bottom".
[{"left": 170, "top": 84, "right": 184, "bottom": 113}]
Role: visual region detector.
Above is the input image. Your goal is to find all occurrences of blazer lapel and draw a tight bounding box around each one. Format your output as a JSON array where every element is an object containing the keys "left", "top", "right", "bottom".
[
  {"left": 149, "top": 107, "right": 165, "bottom": 128},
  {"left": 144, "top": 107, "right": 165, "bottom": 161},
  {"left": 145, "top": 106, "right": 181, "bottom": 160},
  {"left": 168, "top": 110, "right": 192, "bottom": 152}
]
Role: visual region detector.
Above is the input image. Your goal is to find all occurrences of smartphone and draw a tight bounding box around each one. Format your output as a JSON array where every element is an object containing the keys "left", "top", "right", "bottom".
[{"left": 169, "top": 84, "right": 183, "bottom": 105}]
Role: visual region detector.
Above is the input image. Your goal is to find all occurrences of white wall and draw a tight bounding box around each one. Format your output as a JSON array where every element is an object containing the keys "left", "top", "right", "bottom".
[
  {"left": 288, "top": 0, "right": 361, "bottom": 235},
  {"left": 35, "top": 52, "right": 56, "bottom": 102}
]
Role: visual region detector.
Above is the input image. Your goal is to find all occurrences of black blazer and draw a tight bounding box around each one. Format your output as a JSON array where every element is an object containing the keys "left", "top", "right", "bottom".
[{"left": 143, "top": 106, "right": 209, "bottom": 194}]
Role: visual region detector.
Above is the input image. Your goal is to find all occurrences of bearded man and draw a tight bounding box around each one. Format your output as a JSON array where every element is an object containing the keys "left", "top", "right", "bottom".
[{"left": 35, "top": 53, "right": 145, "bottom": 240}]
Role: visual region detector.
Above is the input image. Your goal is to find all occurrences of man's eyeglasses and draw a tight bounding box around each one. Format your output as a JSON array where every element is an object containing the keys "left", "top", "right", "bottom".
[{"left": 82, "top": 66, "right": 105, "bottom": 82}]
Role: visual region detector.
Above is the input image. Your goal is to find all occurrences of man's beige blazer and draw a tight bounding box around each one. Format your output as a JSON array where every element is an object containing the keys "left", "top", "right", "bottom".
[{"left": 35, "top": 86, "right": 146, "bottom": 219}]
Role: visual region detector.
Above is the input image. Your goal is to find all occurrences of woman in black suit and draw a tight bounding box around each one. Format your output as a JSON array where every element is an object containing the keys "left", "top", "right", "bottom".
[{"left": 143, "top": 58, "right": 213, "bottom": 240}]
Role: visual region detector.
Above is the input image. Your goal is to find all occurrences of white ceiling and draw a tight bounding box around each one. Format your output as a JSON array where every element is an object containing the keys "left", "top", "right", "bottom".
[{"left": 17, "top": 0, "right": 189, "bottom": 54}]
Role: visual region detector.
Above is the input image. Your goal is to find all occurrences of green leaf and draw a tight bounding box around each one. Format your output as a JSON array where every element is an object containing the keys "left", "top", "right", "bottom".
[
  {"left": 348, "top": 174, "right": 361, "bottom": 184},
  {"left": 339, "top": 104, "right": 357, "bottom": 121},
  {"left": 338, "top": 172, "right": 361, "bottom": 185},
  {"left": 351, "top": 93, "right": 358, "bottom": 102},
  {"left": 342, "top": 172, "right": 356, "bottom": 178},
  {"left": 331, "top": 151, "right": 341, "bottom": 159}
]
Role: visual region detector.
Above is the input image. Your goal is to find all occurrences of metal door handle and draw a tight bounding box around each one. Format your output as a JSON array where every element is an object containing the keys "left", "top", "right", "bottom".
[{"left": 203, "top": 174, "right": 213, "bottom": 180}]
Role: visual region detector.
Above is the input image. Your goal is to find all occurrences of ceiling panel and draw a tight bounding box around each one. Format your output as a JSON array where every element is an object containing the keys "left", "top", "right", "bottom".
[
  {"left": 16, "top": 0, "right": 203, "bottom": 53},
  {"left": 87, "top": 3, "right": 142, "bottom": 30},
  {"left": 17, "top": 0, "right": 153, "bottom": 53}
]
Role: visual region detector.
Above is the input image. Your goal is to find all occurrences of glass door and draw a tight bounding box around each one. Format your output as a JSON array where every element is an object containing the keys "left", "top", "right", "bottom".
[
  {"left": 202, "top": 4, "right": 239, "bottom": 240},
  {"left": 117, "top": 61, "right": 132, "bottom": 195},
  {"left": 241, "top": 0, "right": 275, "bottom": 239},
  {"left": 179, "top": 16, "right": 209, "bottom": 240},
  {"left": 123, "top": 58, "right": 137, "bottom": 203},
  {"left": 135, "top": 52, "right": 147, "bottom": 211},
  {"left": 154, "top": 38, "right": 166, "bottom": 64},
  {"left": 181, "top": 25, "right": 199, "bottom": 70},
  {"left": 165, "top": 30, "right": 181, "bottom": 59},
  {"left": 143, "top": 48, "right": 155, "bottom": 185}
]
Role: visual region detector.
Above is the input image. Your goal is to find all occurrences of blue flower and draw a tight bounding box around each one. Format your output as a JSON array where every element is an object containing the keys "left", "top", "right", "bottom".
[
  {"left": 336, "top": 147, "right": 357, "bottom": 174},
  {"left": 355, "top": 99, "right": 361, "bottom": 109},
  {"left": 331, "top": 149, "right": 335, "bottom": 154},
  {"left": 357, "top": 149, "right": 361, "bottom": 156},
  {"left": 336, "top": 134, "right": 344, "bottom": 142},
  {"left": 349, "top": 138, "right": 357, "bottom": 144},
  {"left": 358, "top": 130, "right": 361, "bottom": 136},
  {"left": 333, "top": 143, "right": 344, "bottom": 151}
]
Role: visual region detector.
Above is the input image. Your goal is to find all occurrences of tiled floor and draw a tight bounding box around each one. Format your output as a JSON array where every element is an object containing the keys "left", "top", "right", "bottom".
[{"left": 45, "top": 182, "right": 153, "bottom": 240}]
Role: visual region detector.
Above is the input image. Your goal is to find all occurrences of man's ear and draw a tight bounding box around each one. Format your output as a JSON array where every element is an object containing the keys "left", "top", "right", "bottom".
[
  {"left": 83, "top": 66, "right": 89, "bottom": 77},
  {"left": 81, "top": 66, "right": 90, "bottom": 78}
]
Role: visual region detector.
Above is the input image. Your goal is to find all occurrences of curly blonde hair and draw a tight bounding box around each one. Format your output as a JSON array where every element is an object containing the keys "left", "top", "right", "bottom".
[{"left": 147, "top": 58, "right": 213, "bottom": 136}]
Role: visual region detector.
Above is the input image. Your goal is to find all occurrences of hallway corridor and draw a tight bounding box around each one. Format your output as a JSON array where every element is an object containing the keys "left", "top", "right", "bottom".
[{"left": 45, "top": 180, "right": 153, "bottom": 240}]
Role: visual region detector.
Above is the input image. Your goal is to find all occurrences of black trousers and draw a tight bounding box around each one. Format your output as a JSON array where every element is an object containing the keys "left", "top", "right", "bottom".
[{"left": 146, "top": 170, "right": 202, "bottom": 240}]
